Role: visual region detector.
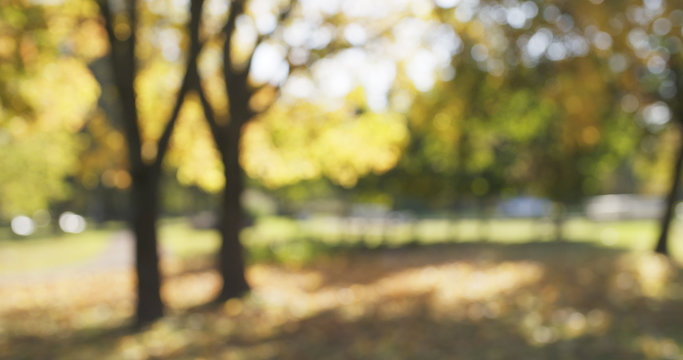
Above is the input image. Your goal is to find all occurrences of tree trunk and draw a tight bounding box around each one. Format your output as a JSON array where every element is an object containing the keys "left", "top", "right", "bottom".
[
  {"left": 97, "top": 0, "right": 202, "bottom": 328},
  {"left": 131, "top": 167, "right": 164, "bottom": 326},
  {"left": 553, "top": 202, "right": 565, "bottom": 242},
  {"left": 655, "top": 127, "right": 683, "bottom": 255},
  {"left": 478, "top": 200, "right": 489, "bottom": 241},
  {"left": 214, "top": 127, "right": 250, "bottom": 302}
]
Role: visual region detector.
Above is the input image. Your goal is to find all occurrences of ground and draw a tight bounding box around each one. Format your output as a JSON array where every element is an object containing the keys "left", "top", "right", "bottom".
[{"left": 2, "top": 228, "right": 683, "bottom": 359}]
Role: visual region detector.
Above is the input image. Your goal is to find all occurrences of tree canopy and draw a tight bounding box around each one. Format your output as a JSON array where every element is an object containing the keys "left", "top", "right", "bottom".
[{"left": 2, "top": 0, "right": 682, "bottom": 248}]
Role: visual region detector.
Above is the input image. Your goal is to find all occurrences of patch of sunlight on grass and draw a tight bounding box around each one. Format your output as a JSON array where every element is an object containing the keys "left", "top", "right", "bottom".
[
  {"left": 487, "top": 219, "right": 544, "bottom": 243},
  {"left": 244, "top": 260, "right": 546, "bottom": 328},
  {"left": 243, "top": 216, "right": 300, "bottom": 246},
  {"left": 668, "top": 222, "right": 683, "bottom": 263},
  {"left": 299, "top": 215, "right": 346, "bottom": 242},
  {"left": 562, "top": 219, "right": 683, "bottom": 263},
  {"left": 638, "top": 335, "right": 682, "bottom": 359},
  {"left": 390, "top": 261, "right": 543, "bottom": 304},
  {"left": 413, "top": 219, "right": 453, "bottom": 243},
  {"left": 154, "top": 216, "right": 683, "bottom": 265},
  {"left": 453, "top": 219, "right": 482, "bottom": 241},
  {"left": 0, "top": 229, "right": 113, "bottom": 275},
  {"left": 567, "top": 219, "right": 659, "bottom": 250},
  {"left": 518, "top": 307, "right": 612, "bottom": 347},
  {"left": 618, "top": 253, "right": 674, "bottom": 298},
  {"left": 159, "top": 220, "right": 219, "bottom": 258}
]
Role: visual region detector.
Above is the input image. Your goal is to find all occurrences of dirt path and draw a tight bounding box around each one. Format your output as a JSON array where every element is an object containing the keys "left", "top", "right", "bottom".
[
  {"left": 88, "top": 230, "right": 135, "bottom": 270},
  {"left": 0, "top": 231, "right": 138, "bottom": 286}
]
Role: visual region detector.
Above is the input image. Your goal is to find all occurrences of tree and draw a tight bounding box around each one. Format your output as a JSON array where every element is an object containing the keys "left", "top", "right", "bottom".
[
  {"left": 189, "top": 0, "right": 413, "bottom": 301},
  {"left": 94, "top": 0, "right": 204, "bottom": 325},
  {"left": 190, "top": 0, "right": 256, "bottom": 300},
  {"left": 0, "top": 0, "right": 101, "bottom": 221},
  {"left": 425, "top": 0, "right": 677, "bottom": 242},
  {"left": 544, "top": 0, "right": 683, "bottom": 252},
  {"left": 367, "top": 2, "right": 634, "bottom": 241}
]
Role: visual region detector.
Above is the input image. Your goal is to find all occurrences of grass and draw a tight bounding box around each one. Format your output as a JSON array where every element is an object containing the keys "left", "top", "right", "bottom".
[
  {"left": 163, "top": 215, "right": 683, "bottom": 264},
  {"left": 159, "top": 219, "right": 219, "bottom": 258},
  {"left": 2, "top": 216, "right": 683, "bottom": 275}
]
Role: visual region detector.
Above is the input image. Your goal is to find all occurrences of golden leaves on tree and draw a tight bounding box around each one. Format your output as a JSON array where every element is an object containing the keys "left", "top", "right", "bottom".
[{"left": 242, "top": 102, "right": 408, "bottom": 188}]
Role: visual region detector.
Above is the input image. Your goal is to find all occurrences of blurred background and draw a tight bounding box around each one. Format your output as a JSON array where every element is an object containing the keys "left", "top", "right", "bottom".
[{"left": 3, "top": 0, "right": 683, "bottom": 358}]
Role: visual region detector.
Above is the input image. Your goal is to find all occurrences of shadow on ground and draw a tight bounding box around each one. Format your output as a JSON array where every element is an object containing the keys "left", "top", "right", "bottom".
[{"left": 3, "top": 241, "right": 683, "bottom": 359}]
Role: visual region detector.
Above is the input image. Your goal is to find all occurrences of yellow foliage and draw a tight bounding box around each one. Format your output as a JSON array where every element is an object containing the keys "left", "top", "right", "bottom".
[
  {"left": 74, "top": 112, "right": 128, "bottom": 190},
  {"left": 135, "top": 60, "right": 183, "bottom": 142},
  {"left": 71, "top": 19, "right": 108, "bottom": 60},
  {"left": 198, "top": 42, "right": 229, "bottom": 119},
  {"left": 316, "top": 112, "right": 407, "bottom": 186},
  {"left": 168, "top": 94, "right": 224, "bottom": 193},
  {"left": 0, "top": 35, "right": 16, "bottom": 59},
  {"left": 18, "top": 57, "right": 100, "bottom": 133},
  {"left": 0, "top": 130, "right": 82, "bottom": 215},
  {"left": 241, "top": 102, "right": 408, "bottom": 188}
]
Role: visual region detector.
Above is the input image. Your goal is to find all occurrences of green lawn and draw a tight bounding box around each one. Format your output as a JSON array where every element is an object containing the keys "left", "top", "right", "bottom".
[
  {"left": 159, "top": 215, "right": 683, "bottom": 265},
  {"left": 159, "top": 219, "right": 220, "bottom": 258},
  {"left": 2, "top": 216, "right": 682, "bottom": 274}
]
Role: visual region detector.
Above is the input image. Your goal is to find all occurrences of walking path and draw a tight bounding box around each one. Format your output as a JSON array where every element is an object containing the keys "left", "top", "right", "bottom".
[{"left": 0, "top": 231, "right": 138, "bottom": 286}]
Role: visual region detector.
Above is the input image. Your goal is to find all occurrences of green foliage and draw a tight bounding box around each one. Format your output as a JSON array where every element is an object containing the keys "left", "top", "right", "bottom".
[
  {"left": 0, "top": 0, "right": 101, "bottom": 218},
  {"left": 0, "top": 132, "right": 82, "bottom": 216},
  {"left": 242, "top": 100, "right": 408, "bottom": 189}
]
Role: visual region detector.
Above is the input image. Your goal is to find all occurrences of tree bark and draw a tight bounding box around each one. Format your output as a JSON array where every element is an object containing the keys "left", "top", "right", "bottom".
[
  {"left": 197, "top": 0, "right": 301, "bottom": 303},
  {"left": 214, "top": 124, "right": 250, "bottom": 302},
  {"left": 191, "top": 64, "right": 250, "bottom": 303},
  {"left": 97, "top": 0, "right": 203, "bottom": 326},
  {"left": 553, "top": 202, "right": 565, "bottom": 242},
  {"left": 655, "top": 125, "right": 683, "bottom": 255},
  {"left": 131, "top": 167, "right": 164, "bottom": 325}
]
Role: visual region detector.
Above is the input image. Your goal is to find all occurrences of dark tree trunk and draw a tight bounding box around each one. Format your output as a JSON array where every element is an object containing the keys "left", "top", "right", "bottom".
[
  {"left": 477, "top": 200, "right": 490, "bottom": 241},
  {"left": 97, "top": 0, "right": 203, "bottom": 326},
  {"left": 131, "top": 167, "right": 164, "bottom": 326},
  {"left": 655, "top": 126, "right": 683, "bottom": 255},
  {"left": 214, "top": 123, "right": 250, "bottom": 302},
  {"left": 553, "top": 202, "right": 565, "bottom": 242}
]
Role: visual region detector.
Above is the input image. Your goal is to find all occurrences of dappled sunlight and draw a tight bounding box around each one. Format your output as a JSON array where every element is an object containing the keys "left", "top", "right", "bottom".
[
  {"left": 638, "top": 335, "right": 682, "bottom": 360},
  {"left": 614, "top": 253, "right": 675, "bottom": 298},
  {"left": 379, "top": 261, "right": 543, "bottom": 305},
  {"left": 162, "top": 271, "right": 221, "bottom": 310},
  {"left": 3, "top": 0, "right": 683, "bottom": 358},
  {"left": 4, "top": 243, "right": 683, "bottom": 359},
  {"left": 0, "top": 270, "right": 134, "bottom": 341},
  {"left": 244, "top": 260, "right": 543, "bottom": 326}
]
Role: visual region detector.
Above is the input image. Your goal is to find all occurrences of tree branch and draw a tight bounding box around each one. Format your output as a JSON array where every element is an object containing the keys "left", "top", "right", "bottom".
[
  {"left": 242, "top": 1, "right": 399, "bottom": 117},
  {"left": 127, "top": 0, "right": 138, "bottom": 82},
  {"left": 195, "top": 76, "right": 226, "bottom": 152},
  {"left": 96, "top": 0, "right": 117, "bottom": 54},
  {"left": 96, "top": 0, "right": 143, "bottom": 169},
  {"left": 153, "top": 0, "right": 206, "bottom": 171},
  {"left": 244, "top": 0, "right": 298, "bottom": 77},
  {"left": 152, "top": 56, "right": 197, "bottom": 171},
  {"left": 223, "top": 0, "right": 246, "bottom": 75}
]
